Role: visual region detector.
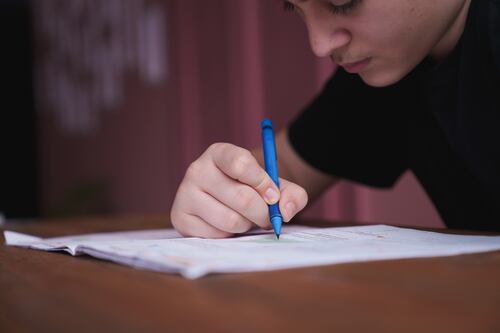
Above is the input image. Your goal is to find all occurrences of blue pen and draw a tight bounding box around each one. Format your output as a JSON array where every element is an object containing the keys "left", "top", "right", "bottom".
[{"left": 261, "top": 119, "right": 283, "bottom": 239}]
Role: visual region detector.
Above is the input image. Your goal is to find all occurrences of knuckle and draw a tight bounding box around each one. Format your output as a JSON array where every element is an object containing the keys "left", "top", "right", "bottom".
[
  {"left": 231, "top": 152, "right": 254, "bottom": 178},
  {"left": 185, "top": 160, "right": 204, "bottom": 179},
  {"left": 208, "top": 142, "right": 223, "bottom": 153}
]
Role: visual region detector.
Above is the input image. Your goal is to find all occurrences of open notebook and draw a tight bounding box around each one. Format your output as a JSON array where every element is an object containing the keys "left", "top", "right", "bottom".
[{"left": 5, "top": 225, "right": 500, "bottom": 279}]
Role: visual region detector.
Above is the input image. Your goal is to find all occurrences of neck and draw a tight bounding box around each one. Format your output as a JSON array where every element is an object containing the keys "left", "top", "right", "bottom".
[{"left": 430, "top": 0, "right": 472, "bottom": 61}]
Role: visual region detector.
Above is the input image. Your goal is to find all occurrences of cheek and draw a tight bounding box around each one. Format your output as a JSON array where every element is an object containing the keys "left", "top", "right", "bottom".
[
  {"left": 359, "top": 47, "right": 422, "bottom": 87},
  {"left": 353, "top": 38, "right": 412, "bottom": 87},
  {"left": 355, "top": 25, "right": 427, "bottom": 86},
  {"left": 353, "top": 5, "right": 424, "bottom": 69},
  {"left": 366, "top": 19, "right": 416, "bottom": 59},
  {"left": 347, "top": 1, "right": 441, "bottom": 87}
]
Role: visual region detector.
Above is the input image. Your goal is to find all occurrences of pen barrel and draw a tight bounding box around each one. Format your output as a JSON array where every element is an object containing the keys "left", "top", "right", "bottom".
[
  {"left": 261, "top": 119, "right": 283, "bottom": 236},
  {"left": 261, "top": 122, "right": 280, "bottom": 188},
  {"left": 269, "top": 204, "right": 281, "bottom": 219}
]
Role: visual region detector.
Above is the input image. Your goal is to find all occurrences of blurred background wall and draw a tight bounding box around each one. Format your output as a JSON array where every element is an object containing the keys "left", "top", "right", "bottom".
[{"left": 1, "top": 0, "right": 444, "bottom": 228}]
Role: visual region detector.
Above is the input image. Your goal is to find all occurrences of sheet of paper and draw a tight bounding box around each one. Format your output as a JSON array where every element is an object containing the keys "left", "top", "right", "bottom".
[{"left": 4, "top": 225, "right": 500, "bottom": 279}]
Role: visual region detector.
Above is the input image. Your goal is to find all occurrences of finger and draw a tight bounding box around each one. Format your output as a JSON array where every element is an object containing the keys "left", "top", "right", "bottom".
[
  {"left": 278, "top": 178, "right": 308, "bottom": 222},
  {"left": 173, "top": 212, "right": 232, "bottom": 239},
  {"left": 209, "top": 143, "right": 280, "bottom": 205},
  {"left": 196, "top": 165, "right": 271, "bottom": 229},
  {"left": 188, "top": 190, "right": 254, "bottom": 234},
  {"left": 170, "top": 183, "right": 233, "bottom": 238}
]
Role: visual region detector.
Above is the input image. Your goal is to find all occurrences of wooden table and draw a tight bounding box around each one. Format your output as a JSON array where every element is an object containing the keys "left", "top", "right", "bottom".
[{"left": 1, "top": 215, "right": 500, "bottom": 333}]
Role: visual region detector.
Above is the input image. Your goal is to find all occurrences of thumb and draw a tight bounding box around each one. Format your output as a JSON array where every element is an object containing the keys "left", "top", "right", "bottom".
[{"left": 278, "top": 178, "right": 308, "bottom": 222}]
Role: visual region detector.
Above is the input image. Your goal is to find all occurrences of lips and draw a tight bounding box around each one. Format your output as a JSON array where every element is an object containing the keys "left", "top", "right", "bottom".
[{"left": 339, "top": 58, "right": 371, "bottom": 73}]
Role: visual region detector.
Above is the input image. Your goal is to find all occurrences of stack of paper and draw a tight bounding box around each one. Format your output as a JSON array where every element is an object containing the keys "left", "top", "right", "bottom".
[{"left": 4, "top": 225, "right": 500, "bottom": 279}]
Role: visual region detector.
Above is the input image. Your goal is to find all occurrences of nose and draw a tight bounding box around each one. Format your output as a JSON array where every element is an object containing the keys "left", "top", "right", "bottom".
[{"left": 304, "top": 10, "right": 351, "bottom": 58}]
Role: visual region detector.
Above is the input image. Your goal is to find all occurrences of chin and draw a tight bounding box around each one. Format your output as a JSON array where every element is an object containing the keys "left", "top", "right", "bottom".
[
  {"left": 358, "top": 70, "right": 406, "bottom": 87},
  {"left": 357, "top": 59, "right": 418, "bottom": 87}
]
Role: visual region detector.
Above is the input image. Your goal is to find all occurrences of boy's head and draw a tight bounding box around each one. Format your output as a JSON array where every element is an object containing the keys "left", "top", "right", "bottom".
[{"left": 285, "top": 0, "right": 471, "bottom": 87}]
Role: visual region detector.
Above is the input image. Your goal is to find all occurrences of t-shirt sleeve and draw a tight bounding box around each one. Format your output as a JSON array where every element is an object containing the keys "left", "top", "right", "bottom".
[{"left": 288, "top": 67, "right": 411, "bottom": 188}]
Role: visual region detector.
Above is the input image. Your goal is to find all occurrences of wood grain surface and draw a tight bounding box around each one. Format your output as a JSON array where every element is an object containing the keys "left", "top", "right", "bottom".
[{"left": 1, "top": 215, "right": 500, "bottom": 333}]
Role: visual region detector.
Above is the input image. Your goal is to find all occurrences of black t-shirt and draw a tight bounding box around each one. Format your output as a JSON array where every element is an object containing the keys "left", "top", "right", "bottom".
[{"left": 288, "top": 0, "right": 500, "bottom": 231}]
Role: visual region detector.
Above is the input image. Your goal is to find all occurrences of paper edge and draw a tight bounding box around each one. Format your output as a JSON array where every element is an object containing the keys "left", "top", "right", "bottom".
[{"left": 4, "top": 230, "right": 43, "bottom": 245}]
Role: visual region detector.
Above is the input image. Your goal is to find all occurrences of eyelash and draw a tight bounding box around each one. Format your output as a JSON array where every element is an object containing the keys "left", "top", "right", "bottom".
[
  {"left": 283, "top": 1, "right": 295, "bottom": 12},
  {"left": 284, "top": 0, "right": 362, "bottom": 15}
]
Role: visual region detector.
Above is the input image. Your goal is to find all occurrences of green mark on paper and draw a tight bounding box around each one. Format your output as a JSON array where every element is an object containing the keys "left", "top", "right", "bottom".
[{"left": 246, "top": 235, "right": 300, "bottom": 244}]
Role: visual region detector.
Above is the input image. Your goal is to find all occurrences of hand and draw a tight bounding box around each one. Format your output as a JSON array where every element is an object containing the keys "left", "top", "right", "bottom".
[{"left": 170, "top": 143, "right": 308, "bottom": 238}]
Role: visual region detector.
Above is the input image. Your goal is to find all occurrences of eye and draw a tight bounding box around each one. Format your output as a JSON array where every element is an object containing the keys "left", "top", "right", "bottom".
[
  {"left": 283, "top": 1, "right": 295, "bottom": 12},
  {"left": 327, "top": 0, "right": 362, "bottom": 15},
  {"left": 283, "top": 0, "right": 362, "bottom": 16}
]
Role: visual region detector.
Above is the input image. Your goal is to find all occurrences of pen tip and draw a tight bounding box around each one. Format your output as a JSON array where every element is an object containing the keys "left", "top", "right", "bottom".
[{"left": 276, "top": 234, "right": 280, "bottom": 240}]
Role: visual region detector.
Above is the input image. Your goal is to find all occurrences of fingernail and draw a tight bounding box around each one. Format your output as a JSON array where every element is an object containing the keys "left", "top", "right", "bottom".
[
  {"left": 284, "top": 202, "right": 296, "bottom": 222},
  {"left": 264, "top": 188, "right": 279, "bottom": 204}
]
